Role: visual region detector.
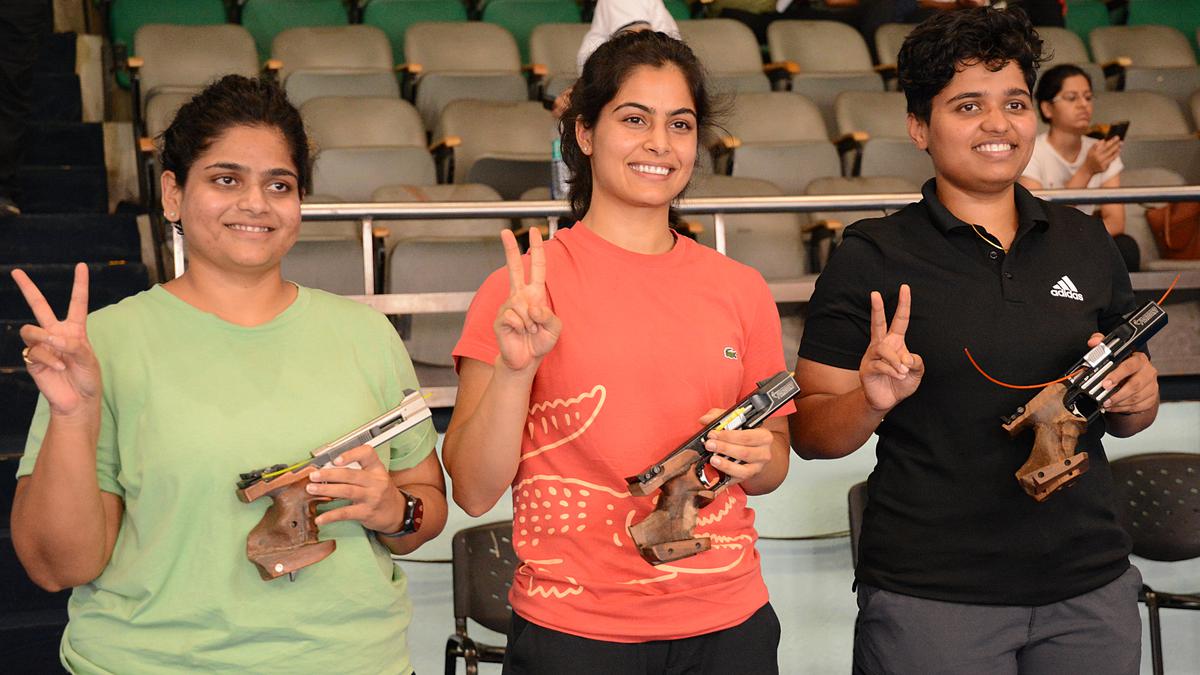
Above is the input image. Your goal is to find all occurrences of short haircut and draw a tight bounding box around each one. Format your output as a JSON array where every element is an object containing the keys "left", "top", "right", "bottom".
[
  {"left": 1034, "top": 64, "right": 1092, "bottom": 122},
  {"left": 159, "top": 74, "right": 311, "bottom": 191},
  {"left": 898, "top": 6, "right": 1045, "bottom": 124}
]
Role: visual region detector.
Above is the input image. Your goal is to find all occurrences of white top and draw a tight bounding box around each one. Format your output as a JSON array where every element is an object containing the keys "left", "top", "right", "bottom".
[
  {"left": 1022, "top": 132, "right": 1123, "bottom": 215},
  {"left": 578, "top": 0, "right": 681, "bottom": 71}
]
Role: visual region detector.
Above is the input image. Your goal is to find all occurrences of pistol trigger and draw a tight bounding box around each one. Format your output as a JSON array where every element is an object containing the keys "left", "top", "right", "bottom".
[{"left": 288, "top": 572, "right": 296, "bottom": 582}]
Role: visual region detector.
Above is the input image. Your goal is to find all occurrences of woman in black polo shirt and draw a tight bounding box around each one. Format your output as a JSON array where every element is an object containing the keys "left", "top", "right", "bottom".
[{"left": 789, "top": 8, "right": 1159, "bottom": 674}]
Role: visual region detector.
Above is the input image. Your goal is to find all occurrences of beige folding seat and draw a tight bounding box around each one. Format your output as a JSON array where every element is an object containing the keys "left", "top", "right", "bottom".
[
  {"left": 1089, "top": 25, "right": 1200, "bottom": 119},
  {"left": 371, "top": 183, "right": 507, "bottom": 242},
  {"left": 271, "top": 25, "right": 399, "bottom": 106},
  {"left": 300, "top": 96, "right": 426, "bottom": 152},
  {"left": 874, "top": 23, "right": 914, "bottom": 85},
  {"left": 529, "top": 23, "right": 589, "bottom": 101},
  {"left": 685, "top": 174, "right": 808, "bottom": 281},
  {"left": 677, "top": 19, "right": 776, "bottom": 95},
  {"left": 1037, "top": 26, "right": 1105, "bottom": 90},
  {"left": 1092, "top": 91, "right": 1200, "bottom": 181},
  {"left": 402, "top": 22, "right": 529, "bottom": 130},
  {"left": 834, "top": 91, "right": 933, "bottom": 181},
  {"left": 431, "top": 99, "right": 555, "bottom": 199},
  {"left": 1191, "top": 90, "right": 1200, "bottom": 132},
  {"left": 282, "top": 195, "right": 370, "bottom": 295},
  {"left": 767, "top": 20, "right": 885, "bottom": 132},
  {"left": 312, "top": 147, "right": 437, "bottom": 201},
  {"left": 804, "top": 175, "right": 920, "bottom": 232},
  {"left": 1120, "top": 168, "right": 1200, "bottom": 272},
  {"left": 714, "top": 92, "right": 842, "bottom": 195}
]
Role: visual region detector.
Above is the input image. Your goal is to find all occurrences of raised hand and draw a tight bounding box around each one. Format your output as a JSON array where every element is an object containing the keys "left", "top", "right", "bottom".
[
  {"left": 11, "top": 264, "right": 102, "bottom": 418},
  {"left": 860, "top": 284, "right": 924, "bottom": 413},
  {"left": 494, "top": 228, "right": 561, "bottom": 373}
]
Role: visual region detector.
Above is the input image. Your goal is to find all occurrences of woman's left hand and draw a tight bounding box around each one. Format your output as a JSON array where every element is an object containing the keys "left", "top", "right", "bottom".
[
  {"left": 1088, "top": 332, "right": 1159, "bottom": 415},
  {"left": 698, "top": 408, "right": 775, "bottom": 484},
  {"left": 307, "top": 445, "right": 406, "bottom": 533}
]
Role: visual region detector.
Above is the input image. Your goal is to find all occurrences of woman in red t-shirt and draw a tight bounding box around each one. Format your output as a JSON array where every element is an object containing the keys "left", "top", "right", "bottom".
[{"left": 444, "top": 31, "right": 794, "bottom": 674}]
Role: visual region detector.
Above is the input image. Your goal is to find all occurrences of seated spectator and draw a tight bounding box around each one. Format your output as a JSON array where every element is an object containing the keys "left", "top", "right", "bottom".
[{"left": 1020, "top": 63, "right": 1140, "bottom": 271}]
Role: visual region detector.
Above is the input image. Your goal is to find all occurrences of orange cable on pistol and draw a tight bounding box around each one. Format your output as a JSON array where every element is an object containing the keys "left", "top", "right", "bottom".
[
  {"left": 962, "top": 348, "right": 1082, "bottom": 389},
  {"left": 1157, "top": 273, "right": 1181, "bottom": 306}
]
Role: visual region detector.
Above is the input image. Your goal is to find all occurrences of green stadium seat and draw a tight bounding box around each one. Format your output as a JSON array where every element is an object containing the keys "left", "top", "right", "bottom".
[
  {"left": 1065, "top": 0, "right": 1110, "bottom": 45},
  {"left": 108, "top": 0, "right": 228, "bottom": 87},
  {"left": 240, "top": 0, "right": 351, "bottom": 61},
  {"left": 482, "top": 0, "right": 582, "bottom": 63},
  {"left": 665, "top": 0, "right": 691, "bottom": 21},
  {"left": 1128, "top": 0, "right": 1200, "bottom": 60},
  {"left": 364, "top": 0, "right": 470, "bottom": 66}
]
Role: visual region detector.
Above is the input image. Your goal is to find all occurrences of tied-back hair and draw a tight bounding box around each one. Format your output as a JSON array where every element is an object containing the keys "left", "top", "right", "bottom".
[
  {"left": 1034, "top": 64, "right": 1092, "bottom": 123},
  {"left": 159, "top": 75, "right": 311, "bottom": 192},
  {"left": 560, "top": 30, "right": 720, "bottom": 226},
  {"left": 898, "top": 6, "right": 1046, "bottom": 124}
]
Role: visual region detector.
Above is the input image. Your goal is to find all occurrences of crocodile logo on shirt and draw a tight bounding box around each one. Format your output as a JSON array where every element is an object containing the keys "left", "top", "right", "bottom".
[{"left": 723, "top": 347, "right": 738, "bottom": 360}]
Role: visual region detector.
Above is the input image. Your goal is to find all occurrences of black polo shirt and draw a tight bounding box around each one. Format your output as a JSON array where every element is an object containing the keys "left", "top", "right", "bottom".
[{"left": 799, "top": 179, "right": 1137, "bottom": 606}]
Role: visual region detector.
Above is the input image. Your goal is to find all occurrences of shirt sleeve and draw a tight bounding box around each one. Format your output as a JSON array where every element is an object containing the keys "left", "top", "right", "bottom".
[
  {"left": 1099, "top": 155, "right": 1123, "bottom": 185},
  {"left": 796, "top": 229, "right": 886, "bottom": 371},
  {"left": 452, "top": 266, "right": 507, "bottom": 372},
  {"left": 739, "top": 268, "right": 796, "bottom": 417},
  {"left": 381, "top": 315, "right": 437, "bottom": 471}
]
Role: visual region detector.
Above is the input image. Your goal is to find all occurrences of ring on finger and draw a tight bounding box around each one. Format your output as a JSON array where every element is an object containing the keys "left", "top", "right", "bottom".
[{"left": 22, "top": 346, "right": 34, "bottom": 366}]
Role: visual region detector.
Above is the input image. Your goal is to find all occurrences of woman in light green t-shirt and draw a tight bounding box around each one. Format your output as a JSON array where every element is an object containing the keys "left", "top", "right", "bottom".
[{"left": 10, "top": 75, "right": 446, "bottom": 674}]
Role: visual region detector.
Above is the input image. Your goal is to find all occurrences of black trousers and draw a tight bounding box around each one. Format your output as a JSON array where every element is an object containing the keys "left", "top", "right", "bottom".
[
  {"left": 0, "top": 0, "right": 53, "bottom": 201},
  {"left": 502, "top": 603, "right": 781, "bottom": 675}
]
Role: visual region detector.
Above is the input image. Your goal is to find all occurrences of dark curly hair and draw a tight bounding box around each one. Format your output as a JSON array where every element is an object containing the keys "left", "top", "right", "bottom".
[
  {"left": 560, "top": 30, "right": 720, "bottom": 225},
  {"left": 898, "top": 6, "right": 1045, "bottom": 124},
  {"left": 159, "top": 74, "right": 311, "bottom": 192},
  {"left": 1034, "top": 63, "right": 1092, "bottom": 123}
]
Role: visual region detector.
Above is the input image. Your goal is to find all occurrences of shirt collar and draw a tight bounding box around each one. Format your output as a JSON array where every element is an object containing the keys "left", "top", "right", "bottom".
[{"left": 921, "top": 178, "right": 1049, "bottom": 235}]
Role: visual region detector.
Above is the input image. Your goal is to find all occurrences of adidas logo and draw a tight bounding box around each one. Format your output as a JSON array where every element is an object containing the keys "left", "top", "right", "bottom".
[{"left": 1050, "top": 275, "right": 1084, "bottom": 301}]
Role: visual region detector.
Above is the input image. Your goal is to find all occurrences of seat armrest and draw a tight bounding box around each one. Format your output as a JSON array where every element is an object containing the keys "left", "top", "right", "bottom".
[
  {"left": 764, "top": 61, "right": 799, "bottom": 89},
  {"left": 398, "top": 63, "right": 423, "bottom": 101},
  {"left": 710, "top": 135, "right": 741, "bottom": 175},
  {"left": 833, "top": 131, "right": 869, "bottom": 155},
  {"left": 430, "top": 136, "right": 461, "bottom": 183}
]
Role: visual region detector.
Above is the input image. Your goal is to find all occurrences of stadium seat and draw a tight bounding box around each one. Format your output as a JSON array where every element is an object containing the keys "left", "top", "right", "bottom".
[
  {"left": 1191, "top": 90, "right": 1200, "bottom": 132},
  {"left": 282, "top": 238, "right": 371, "bottom": 295},
  {"left": 371, "top": 183, "right": 508, "bottom": 242},
  {"left": 834, "top": 91, "right": 934, "bottom": 181},
  {"left": 715, "top": 92, "right": 842, "bottom": 195},
  {"left": 1127, "top": 0, "right": 1200, "bottom": 61},
  {"left": 1036, "top": 26, "right": 1105, "bottom": 90},
  {"left": 271, "top": 26, "right": 399, "bottom": 107},
  {"left": 431, "top": 100, "right": 555, "bottom": 199},
  {"left": 677, "top": 19, "right": 773, "bottom": 95},
  {"left": 482, "top": 0, "right": 582, "bottom": 64},
  {"left": 664, "top": 0, "right": 691, "bottom": 21},
  {"left": 766, "top": 20, "right": 885, "bottom": 133},
  {"left": 1119, "top": 168, "right": 1200, "bottom": 272},
  {"left": 1092, "top": 91, "right": 1200, "bottom": 182},
  {"left": 686, "top": 174, "right": 809, "bottom": 281},
  {"left": 1064, "top": 0, "right": 1109, "bottom": 46},
  {"left": 529, "top": 23, "right": 590, "bottom": 100},
  {"left": 804, "top": 175, "right": 919, "bottom": 233},
  {"left": 402, "top": 22, "right": 529, "bottom": 130},
  {"left": 1089, "top": 25, "right": 1200, "bottom": 118},
  {"left": 873, "top": 23, "right": 915, "bottom": 87},
  {"left": 312, "top": 147, "right": 438, "bottom": 201},
  {"left": 388, "top": 238, "right": 506, "bottom": 367},
  {"left": 240, "top": 0, "right": 351, "bottom": 61},
  {"left": 363, "top": 0, "right": 470, "bottom": 66},
  {"left": 107, "top": 0, "right": 228, "bottom": 87},
  {"left": 301, "top": 96, "right": 426, "bottom": 152}
]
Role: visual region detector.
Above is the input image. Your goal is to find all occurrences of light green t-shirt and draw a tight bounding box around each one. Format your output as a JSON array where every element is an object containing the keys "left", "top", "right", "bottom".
[{"left": 18, "top": 285, "right": 437, "bottom": 674}]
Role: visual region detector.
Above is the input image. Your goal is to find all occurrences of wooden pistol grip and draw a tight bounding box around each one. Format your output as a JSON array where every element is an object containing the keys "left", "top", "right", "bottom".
[
  {"left": 243, "top": 477, "right": 336, "bottom": 580},
  {"left": 1003, "top": 384, "right": 1090, "bottom": 502},
  {"left": 627, "top": 447, "right": 705, "bottom": 497},
  {"left": 628, "top": 470, "right": 713, "bottom": 565}
]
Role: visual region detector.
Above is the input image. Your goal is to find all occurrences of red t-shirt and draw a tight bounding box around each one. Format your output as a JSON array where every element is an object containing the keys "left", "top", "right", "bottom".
[{"left": 453, "top": 224, "right": 795, "bottom": 642}]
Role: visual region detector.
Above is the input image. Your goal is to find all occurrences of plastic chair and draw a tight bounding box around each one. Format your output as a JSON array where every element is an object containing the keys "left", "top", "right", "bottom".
[
  {"left": 528, "top": 22, "right": 589, "bottom": 100},
  {"left": 431, "top": 99, "right": 555, "bottom": 199},
  {"left": 834, "top": 91, "right": 933, "bottom": 181},
  {"left": 1089, "top": 25, "right": 1200, "bottom": 118},
  {"left": 848, "top": 480, "right": 867, "bottom": 568},
  {"left": 677, "top": 19, "right": 775, "bottom": 95},
  {"left": 301, "top": 96, "right": 427, "bottom": 152},
  {"left": 444, "top": 521, "right": 518, "bottom": 675},
  {"left": 1110, "top": 453, "right": 1200, "bottom": 675},
  {"left": 1036, "top": 25, "right": 1105, "bottom": 91},
  {"left": 482, "top": 0, "right": 582, "bottom": 64},
  {"left": 804, "top": 175, "right": 919, "bottom": 271},
  {"left": 873, "top": 23, "right": 915, "bottom": 85},
  {"left": 240, "top": 0, "right": 350, "bottom": 61},
  {"left": 106, "top": 0, "right": 228, "bottom": 87},
  {"left": 271, "top": 25, "right": 399, "bottom": 107},
  {"left": 363, "top": 0, "right": 470, "bottom": 66},
  {"left": 1092, "top": 91, "right": 1200, "bottom": 182},
  {"left": 402, "top": 22, "right": 529, "bottom": 130},
  {"left": 1127, "top": 0, "right": 1200, "bottom": 61},
  {"left": 686, "top": 174, "right": 810, "bottom": 281},
  {"left": 715, "top": 91, "right": 842, "bottom": 196},
  {"left": 312, "top": 147, "right": 438, "bottom": 201}
]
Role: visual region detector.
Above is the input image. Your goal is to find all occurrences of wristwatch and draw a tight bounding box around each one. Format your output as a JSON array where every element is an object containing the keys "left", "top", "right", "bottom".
[{"left": 377, "top": 488, "right": 424, "bottom": 538}]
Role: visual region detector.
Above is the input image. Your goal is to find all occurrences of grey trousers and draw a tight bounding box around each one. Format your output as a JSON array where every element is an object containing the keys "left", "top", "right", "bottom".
[{"left": 853, "top": 566, "right": 1143, "bottom": 675}]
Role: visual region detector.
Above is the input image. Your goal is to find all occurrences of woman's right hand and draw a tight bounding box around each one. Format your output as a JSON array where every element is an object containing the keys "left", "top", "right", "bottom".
[
  {"left": 494, "top": 229, "right": 561, "bottom": 373},
  {"left": 859, "top": 284, "right": 923, "bottom": 413},
  {"left": 1084, "top": 137, "right": 1121, "bottom": 175},
  {"left": 11, "top": 263, "right": 102, "bottom": 418}
]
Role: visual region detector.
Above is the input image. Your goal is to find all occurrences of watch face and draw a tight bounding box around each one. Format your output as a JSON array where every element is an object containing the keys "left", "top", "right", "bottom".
[{"left": 409, "top": 495, "right": 424, "bottom": 533}]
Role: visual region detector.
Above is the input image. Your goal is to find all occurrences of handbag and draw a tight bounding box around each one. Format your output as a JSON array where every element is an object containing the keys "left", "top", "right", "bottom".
[{"left": 1146, "top": 202, "right": 1200, "bottom": 260}]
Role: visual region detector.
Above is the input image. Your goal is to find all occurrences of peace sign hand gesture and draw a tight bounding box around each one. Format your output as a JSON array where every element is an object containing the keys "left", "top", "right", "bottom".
[
  {"left": 494, "top": 229, "right": 561, "bottom": 373},
  {"left": 11, "top": 263, "right": 102, "bottom": 419},
  {"left": 860, "top": 284, "right": 924, "bottom": 413}
]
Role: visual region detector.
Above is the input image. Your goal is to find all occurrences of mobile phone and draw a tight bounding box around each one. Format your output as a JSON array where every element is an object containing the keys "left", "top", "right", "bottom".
[{"left": 1104, "top": 120, "right": 1130, "bottom": 141}]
